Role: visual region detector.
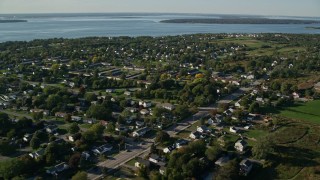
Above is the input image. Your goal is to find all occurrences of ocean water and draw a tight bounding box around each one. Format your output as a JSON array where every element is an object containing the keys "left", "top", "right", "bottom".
[{"left": 0, "top": 13, "right": 319, "bottom": 42}]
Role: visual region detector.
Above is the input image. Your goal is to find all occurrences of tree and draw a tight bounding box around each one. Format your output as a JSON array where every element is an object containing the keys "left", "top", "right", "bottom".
[
  {"left": 174, "top": 105, "right": 191, "bottom": 119},
  {"left": 0, "top": 141, "right": 16, "bottom": 156},
  {"left": 150, "top": 143, "right": 157, "bottom": 154},
  {"left": 46, "top": 94, "right": 62, "bottom": 110},
  {"left": 65, "top": 114, "right": 72, "bottom": 122},
  {"left": 155, "top": 131, "right": 171, "bottom": 144},
  {"left": 72, "top": 171, "right": 88, "bottom": 180},
  {"left": 86, "top": 105, "right": 111, "bottom": 120},
  {"left": 106, "top": 122, "right": 115, "bottom": 133},
  {"left": 32, "top": 112, "right": 43, "bottom": 121},
  {"left": 249, "top": 102, "right": 260, "bottom": 113},
  {"left": 205, "top": 146, "right": 222, "bottom": 161},
  {"left": 90, "top": 123, "right": 105, "bottom": 139},
  {"left": 30, "top": 137, "right": 41, "bottom": 150},
  {"left": 0, "top": 158, "right": 24, "bottom": 179},
  {"left": 68, "top": 123, "right": 80, "bottom": 134},
  {"left": 252, "top": 137, "right": 274, "bottom": 159},
  {"left": 0, "top": 112, "right": 11, "bottom": 135},
  {"left": 215, "top": 159, "right": 239, "bottom": 180},
  {"left": 137, "top": 165, "right": 148, "bottom": 178},
  {"left": 188, "top": 140, "right": 206, "bottom": 156},
  {"left": 69, "top": 153, "right": 81, "bottom": 169}
]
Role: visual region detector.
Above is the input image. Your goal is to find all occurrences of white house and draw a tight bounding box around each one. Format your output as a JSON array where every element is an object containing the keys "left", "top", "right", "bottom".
[
  {"left": 71, "top": 116, "right": 82, "bottom": 122},
  {"left": 46, "top": 125, "right": 58, "bottom": 134},
  {"left": 163, "top": 145, "right": 176, "bottom": 154},
  {"left": 197, "top": 125, "right": 211, "bottom": 133},
  {"left": 149, "top": 154, "right": 160, "bottom": 164},
  {"left": 140, "top": 109, "right": 150, "bottom": 115},
  {"left": 23, "top": 133, "right": 32, "bottom": 142},
  {"left": 161, "top": 103, "right": 175, "bottom": 111},
  {"left": 189, "top": 131, "right": 201, "bottom": 139},
  {"left": 235, "top": 101, "right": 242, "bottom": 108},
  {"left": 135, "top": 157, "right": 150, "bottom": 168},
  {"left": 124, "top": 91, "right": 131, "bottom": 96},
  {"left": 229, "top": 126, "right": 238, "bottom": 133},
  {"left": 139, "top": 100, "right": 152, "bottom": 108},
  {"left": 235, "top": 140, "right": 247, "bottom": 152},
  {"left": 29, "top": 149, "right": 45, "bottom": 159}
]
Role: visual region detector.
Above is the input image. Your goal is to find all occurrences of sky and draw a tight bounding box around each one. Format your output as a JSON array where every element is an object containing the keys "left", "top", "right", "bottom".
[{"left": 0, "top": 0, "right": 319, "bottom": 17}]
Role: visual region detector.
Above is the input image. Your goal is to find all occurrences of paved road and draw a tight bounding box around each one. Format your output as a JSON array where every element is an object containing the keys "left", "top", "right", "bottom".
[
  {"left": 166, "top": 111, "right": 208, "bottom": 136},
  {"left": 87, "top": 140, "right": 153, "bottom": 180}
]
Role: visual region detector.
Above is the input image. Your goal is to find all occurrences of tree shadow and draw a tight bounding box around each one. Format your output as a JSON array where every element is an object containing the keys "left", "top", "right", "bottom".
[{"left": 272, "top": 145, "right": 320, "bottom": 168}]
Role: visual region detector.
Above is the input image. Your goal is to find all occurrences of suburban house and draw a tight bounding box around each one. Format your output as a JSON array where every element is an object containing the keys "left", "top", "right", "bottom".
[
  {"left": 133, "top": 127, "right": 151, "bottom": 137},
  {"left": 106, "top": 89, "right": 115, "bottom": 93},
  {"left": 135, "top": 157, "right": 150, "bottom": 168},
  {"left": 229, "top": 126, "right": 238, "bottom": 133},
  {"left": 175, "top": 139, "right": 188, "bottom": 149},
  {"left": 71, "top": 116, "right": 82, "bottom": 122},
  {"left": 46, "top": 125, "right": 58, "bottom": 134},
  {"left": 140, "top": 109, "right": 150, "bottom": 115},
  {"left": 23, "top": 133, "right": 32, "bottom": 142},
  {"left": 197, "top": 125, "right": 211, "bottom": 133},
  {"left": 189, "top": 131, "right": 201, "bottom": 139},
  {"left": 235, "top": 101, "right": 242, "bottom": 108},
  {"left": 208, "top": 114, "right": 223, "bottom": 126},
  {"left": 139, "top": 101, "right": 152, "bottom": 108},
  {"left": 124, "top": 91, "right": 131, "bottom": 96},
  {"left": 68, "top": 134, "right": 81, "bottom": 142},
  {"left": 235, "top": 140, "right": 248, "bottom": 152},
  {"left": 55, "top": 112, "right": 68, "bottom": 118},
  {"left": 92, "top": 144, "right": 113, "bottom": 155},
  {"left": 314, "top": 82, "right": 320, "bottom": 93},
  {"left": 29, "top": 148, "right": 45, "bottom": 159},
  {"left": 240, "top": 159, "right": 253, "bottom": 176},
  {"left": 46, "top": 162, "right": 69, "bottom": 175},
  {"left": 161, "top": 103, "right": 175, "bottom": 111},
  {"left": 215, "top": 156, "right": 230, "bottom": 167},
  {"left": 81, "top": 151, "right": 91, "bottom": 160},
  {"left": 163, "top": 144, "right": 176, "bottom": 154},
  {"left": 135, "top": 121, "right": 145, "bottom": 128},
  {"left": 149, "top": 154, "right": 160, "bottom": 164}
]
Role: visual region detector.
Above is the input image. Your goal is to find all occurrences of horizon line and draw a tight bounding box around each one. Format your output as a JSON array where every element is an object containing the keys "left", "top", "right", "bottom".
[{"left": 0, "top": 12, "right": 319, "bottom": 19}]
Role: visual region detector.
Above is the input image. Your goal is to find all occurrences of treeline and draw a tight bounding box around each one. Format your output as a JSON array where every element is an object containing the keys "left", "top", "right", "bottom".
[{"left": 161, "top": 18, "right": 320, "bottom": 24}]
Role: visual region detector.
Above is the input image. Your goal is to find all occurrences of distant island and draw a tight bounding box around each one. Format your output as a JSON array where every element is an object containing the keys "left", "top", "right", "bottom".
[
  {"left": 161, "top": 18, "right": 320, "bottom": 24},
  {"left": 305, "top": 26, "right": 320, "bottom": 30},
  {"left": 0, "top": 19, "right": 27, "bottom": 23}
]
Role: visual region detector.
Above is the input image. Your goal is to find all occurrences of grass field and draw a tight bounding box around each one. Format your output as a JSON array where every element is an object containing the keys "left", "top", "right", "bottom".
[
  {"left": 250, "top": 115, "right": 320, "bottom": 180},
  {"left": 279, "top": 100, "right": 320, "bottom": 124}
]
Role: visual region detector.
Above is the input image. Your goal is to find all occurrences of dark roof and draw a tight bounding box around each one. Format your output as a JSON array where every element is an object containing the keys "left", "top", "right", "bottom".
[
  {"left": 240, "top": 159, "right": 252, "bottom": 167},
  {"left": 150, "top": 154, "right": 159, "bottom": 160}
]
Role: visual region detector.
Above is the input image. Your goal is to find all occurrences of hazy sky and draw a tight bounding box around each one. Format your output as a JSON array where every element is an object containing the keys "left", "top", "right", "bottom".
[{"left": 0, "top": 0, "right": 319, "bottom": 17}]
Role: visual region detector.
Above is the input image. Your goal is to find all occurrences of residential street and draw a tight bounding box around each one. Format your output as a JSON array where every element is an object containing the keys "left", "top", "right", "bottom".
[{"left": 87, "top": 87, "right": 249, "bottom": 179}]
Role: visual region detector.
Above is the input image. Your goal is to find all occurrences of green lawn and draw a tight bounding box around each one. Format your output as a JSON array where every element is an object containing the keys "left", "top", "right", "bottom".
[
  {"left": 243, "top": 129, "right": 268, "bottom": 139},
  {"left": 126, "top": 159, "right": 136, "bottom": 166},
  {"left": 279, "top": 100, "right": 320, "bottom": 124}
]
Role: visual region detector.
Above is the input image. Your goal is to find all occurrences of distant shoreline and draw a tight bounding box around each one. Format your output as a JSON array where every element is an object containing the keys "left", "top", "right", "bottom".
[
  {"left": 161, "top": 18, "right": 320, "bottom": 24},
  {"left": 305, "top": 26, "right": 320, "bottom": 30},
  {"left": 0, "top": 19, "right": 27, "bottom": 23}
]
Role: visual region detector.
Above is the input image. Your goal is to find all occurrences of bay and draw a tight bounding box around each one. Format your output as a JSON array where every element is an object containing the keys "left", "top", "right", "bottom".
[{"left": 0, "top": 13, "right": 319, "bottom": 42}]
